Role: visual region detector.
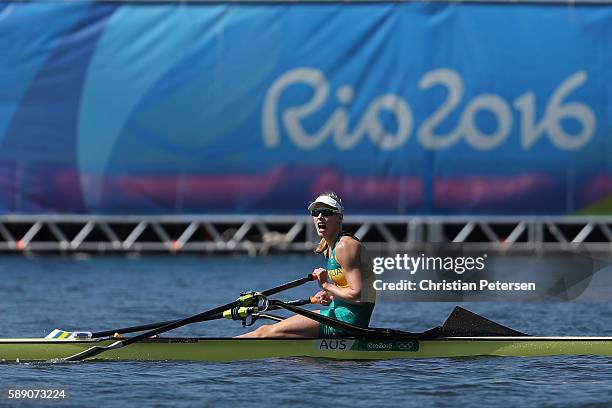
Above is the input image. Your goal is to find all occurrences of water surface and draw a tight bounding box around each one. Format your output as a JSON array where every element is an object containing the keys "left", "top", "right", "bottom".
[{"left": 1, "top": 255, "right": 611, "bottom": 407}]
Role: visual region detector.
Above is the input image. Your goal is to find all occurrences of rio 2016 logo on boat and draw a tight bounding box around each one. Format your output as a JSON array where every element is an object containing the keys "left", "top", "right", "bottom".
[
  {"left": 314, "top": 339, "right": 419, "bottom": 352},
  {"left": 357, "top": 340, "right": 419, "bottom": 352},
  {"left": 263, "top": 67, "right": 595, "bottom": 152}
]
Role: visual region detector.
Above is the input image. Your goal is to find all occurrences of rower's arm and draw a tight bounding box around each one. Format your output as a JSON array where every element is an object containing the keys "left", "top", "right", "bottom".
[{"left": 321, "top": 239, "right": 364, "bottom": 304}]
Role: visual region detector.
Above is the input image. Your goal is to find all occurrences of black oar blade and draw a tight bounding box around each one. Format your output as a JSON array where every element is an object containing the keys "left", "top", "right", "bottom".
[{"left": 437, "top": 306, "right": 527, "bottom": 337}]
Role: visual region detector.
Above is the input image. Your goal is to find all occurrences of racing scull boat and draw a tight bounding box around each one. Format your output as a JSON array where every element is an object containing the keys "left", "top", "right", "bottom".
[
  {"left": 2, "top": 336, "right": 612, "bottom": 362},
  {"left": 2, "top": 275, "right": 611, "bottom": 362}
]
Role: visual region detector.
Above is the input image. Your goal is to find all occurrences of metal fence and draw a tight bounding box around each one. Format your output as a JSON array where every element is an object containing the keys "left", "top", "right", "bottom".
[{"left": 0, "top": 215, "right": 610, "bottom": 255}]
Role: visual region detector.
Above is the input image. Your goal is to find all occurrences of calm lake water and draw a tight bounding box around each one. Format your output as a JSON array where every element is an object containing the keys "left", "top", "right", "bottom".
[{"left": 1, "top": 255, "right": 612, "bottom": 407}]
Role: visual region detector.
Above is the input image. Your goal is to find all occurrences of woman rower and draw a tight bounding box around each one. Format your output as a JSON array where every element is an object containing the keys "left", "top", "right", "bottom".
[{"left": 238, "top": 192, "right": 375, "bottom": 338}]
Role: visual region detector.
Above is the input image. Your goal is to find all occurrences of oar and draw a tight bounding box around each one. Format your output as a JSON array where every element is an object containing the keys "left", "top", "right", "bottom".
[
  {"left": 46, "top": 298, "right": 317, "bottom": 340},
  {"left": 92, "top": 320, "right": 178, "bottom": 339},
  {"left": 47, "top": 320, "right": 186, "bottom": 340},
  {"left": 270, "top": 300, "right": 416, "bottom": 338},
  {"left": 273, "top": 302, "right": 528, "bottom": 340},
  {"left": 62, "top": 274, "right": 314, "bottom": 361}
]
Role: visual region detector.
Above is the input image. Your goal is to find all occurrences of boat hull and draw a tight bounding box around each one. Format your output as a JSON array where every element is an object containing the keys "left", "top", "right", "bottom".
[{"left": 2, "top": 337, "right": 612, "bottom": 362}]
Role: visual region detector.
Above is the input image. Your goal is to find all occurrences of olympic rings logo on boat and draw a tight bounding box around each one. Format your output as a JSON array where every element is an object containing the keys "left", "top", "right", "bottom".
[{"left": 395, "top": 341, "right": 417, "bottom": 350}]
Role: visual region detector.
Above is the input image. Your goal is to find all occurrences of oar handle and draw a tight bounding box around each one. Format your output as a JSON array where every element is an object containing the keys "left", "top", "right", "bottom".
[{"left": 284, "top": 297, "right": 316, "bottom": 307}]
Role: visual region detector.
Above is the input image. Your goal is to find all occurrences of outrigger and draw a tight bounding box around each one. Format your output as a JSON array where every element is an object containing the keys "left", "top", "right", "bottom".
[{"left": 2, "top": 275, "right": 612, "bottom": 362}]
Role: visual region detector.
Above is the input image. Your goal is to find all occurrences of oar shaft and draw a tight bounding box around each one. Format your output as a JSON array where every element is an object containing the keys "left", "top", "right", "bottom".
[
  {"left": 93, "top": 320, "right": 175, "bottom": 338},
  {"left": 261, "top": 276, "right": 314, "bottom": 297},
  {"left": 92, "top": 314, "right": 224, "bottom": 338}
]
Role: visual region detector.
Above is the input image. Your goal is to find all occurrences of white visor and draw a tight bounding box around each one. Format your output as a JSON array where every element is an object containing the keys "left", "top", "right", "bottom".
[{"left": 307, "top": 195, "right": 344, "bottom": 213}]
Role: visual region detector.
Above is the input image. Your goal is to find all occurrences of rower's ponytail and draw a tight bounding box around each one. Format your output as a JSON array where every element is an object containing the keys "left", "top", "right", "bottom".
[{"left": 314, "top": 238, "right": 328, "bottom": 254}]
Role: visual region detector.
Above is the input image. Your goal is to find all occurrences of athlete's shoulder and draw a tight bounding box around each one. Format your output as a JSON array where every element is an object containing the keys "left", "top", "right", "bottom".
[{"left": 336, "top": 235, "right": 362, "bottom": 257}]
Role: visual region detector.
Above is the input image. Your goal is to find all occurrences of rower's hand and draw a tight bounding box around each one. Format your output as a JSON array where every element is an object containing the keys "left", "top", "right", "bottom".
[
  {"left": 312, "top": 268, "right": 328, "bottom": 288},
  {"left": 314, "top": 290, "right": 331, "bottom": 306}
]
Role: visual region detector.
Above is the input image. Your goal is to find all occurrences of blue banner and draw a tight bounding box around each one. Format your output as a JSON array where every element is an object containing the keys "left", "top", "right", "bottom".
[{"left": 0, "top": 1, "right": 610, "bottom": 214}]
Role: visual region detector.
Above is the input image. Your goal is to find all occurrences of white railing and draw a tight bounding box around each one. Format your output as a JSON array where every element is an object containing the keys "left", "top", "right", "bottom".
[{"left": 0, "top": 214, "right": 610, "bottom": 255}]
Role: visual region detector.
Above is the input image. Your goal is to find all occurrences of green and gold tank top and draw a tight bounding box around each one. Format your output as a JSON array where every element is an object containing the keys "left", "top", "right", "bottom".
[{"left": 325, "top": 232, "right": 376, "bottom": 304}]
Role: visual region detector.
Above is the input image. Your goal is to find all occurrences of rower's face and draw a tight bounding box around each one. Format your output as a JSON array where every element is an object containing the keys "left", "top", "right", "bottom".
[{"left": 311, "top": 206, "right": 342, "bottom": 237}]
